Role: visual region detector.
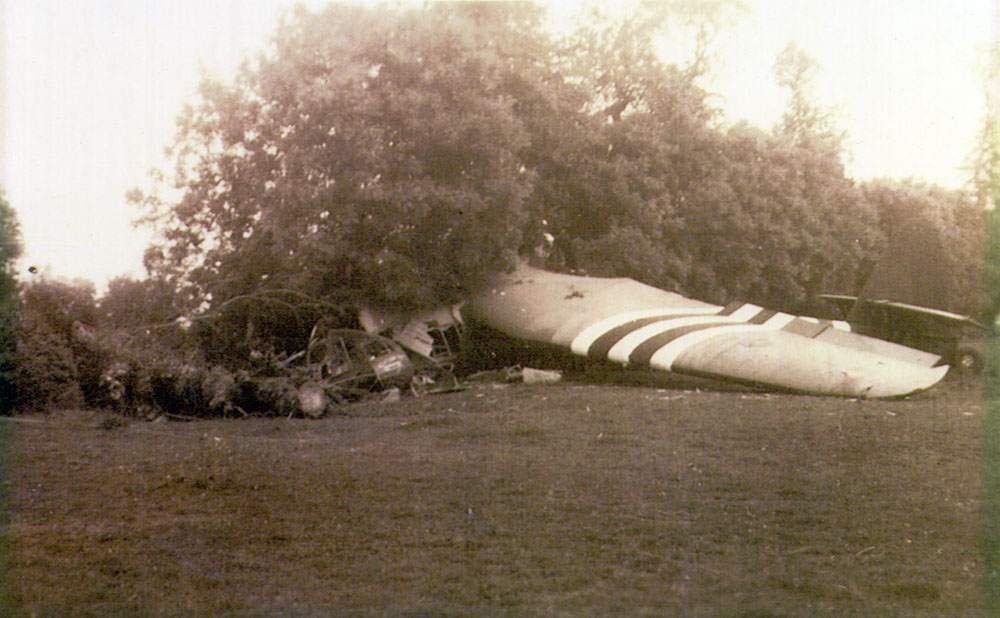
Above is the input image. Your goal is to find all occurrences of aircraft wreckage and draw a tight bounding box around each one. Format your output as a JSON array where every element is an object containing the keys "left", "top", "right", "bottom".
[
  {"left": 463, "top": 265, "right": 950, "bottom": 398},
  {"left": 82, "top": 255, "right": 961, "bottom": 418}
]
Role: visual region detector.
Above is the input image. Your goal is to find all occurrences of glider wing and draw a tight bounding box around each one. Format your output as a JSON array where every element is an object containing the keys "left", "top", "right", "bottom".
[{"left": 467, "top": 267, "right": 948, "bottom": 398}]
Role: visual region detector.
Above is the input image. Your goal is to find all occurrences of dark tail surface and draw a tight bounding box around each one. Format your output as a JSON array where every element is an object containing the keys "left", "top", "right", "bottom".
[
  {"left": 852, "top": 217, "right": 953, "bottom": 313},
  {"left": 847, "top": 218, "right": 960, "bottom": 354}
]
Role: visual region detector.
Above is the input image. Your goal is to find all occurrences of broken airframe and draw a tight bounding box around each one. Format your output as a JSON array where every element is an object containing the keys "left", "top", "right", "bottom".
[{"left": 463, "top": 265, "right": 949, "bottom": 398}]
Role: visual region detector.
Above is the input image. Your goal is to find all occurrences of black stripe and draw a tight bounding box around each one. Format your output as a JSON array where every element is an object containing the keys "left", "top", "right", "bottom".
[
  {"left": 587, "top": 316, "right": 669, "bottom": 360},
  {"left": 748, "top": 309, "right": 778, "bottom": 325},
  {"left": 717, "top": 302, "right": 745, "bottom": 316},
  {"left": 585, "top": 312, "right": 723, "bottom": 360},
  {"left": 781, "top": 318, "right": 830, "bottom": 339},
  {"left": 628, "top": 322, "right": 738, "bottom": 366}
]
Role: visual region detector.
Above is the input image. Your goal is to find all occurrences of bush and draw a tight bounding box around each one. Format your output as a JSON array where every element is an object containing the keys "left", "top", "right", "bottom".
[
  {"left": 15, "top": 309, "right": 84, "bottom": 411},
  {"left": 15, "top": 279, "right": 101, "bottom": 412}
]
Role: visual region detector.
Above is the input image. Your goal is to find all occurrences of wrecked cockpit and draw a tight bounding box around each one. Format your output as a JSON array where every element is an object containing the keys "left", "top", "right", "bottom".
[
  {"left": 289, "top": 306, "right": 468, "bottom": 416},
  {"left": 358, "top": 305, "right": 465, "bottom": 393}
]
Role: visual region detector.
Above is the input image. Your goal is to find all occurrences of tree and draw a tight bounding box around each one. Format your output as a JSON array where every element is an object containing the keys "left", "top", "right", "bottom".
[
  {"left": 15, "top": 278, "right": 101, "bottom": 411},
  {"left": 521, "top": 0, "right": 741, "bottom": 291},
  {"left": 100, "top": 275, "right": 189, "bottom": 330},
  {"left": 135, "top": 0, "right": 885, "bottom": 337},
  {"left": 136, "top": 3, "right": 552, "bottom": 316},
  {"left": 986, "top": 193, "right": 1000, "bottom": 325},
  {"left": 863, "top": 180, "right": 984, "bottom": 317},
  {"left": 772, "top": 42, "right": 845, "bottom": 157},
  {"left": 685, "top": 124, "right": 880, "bottom": 310},
  {"left": 968, "top": 42, "right": 1000, "bottom": 210},
  {"left": 0, "top": 193, "right": 20, "bottom": 414},
  {"left": 539, "top": 23, "right": 877, "bottom": 311},
  {"left": 519, "top": 3, "right": 878, "bottom": 313},
  {"left": 971, "top": 43, "right": 1000, "bottom": 324}
]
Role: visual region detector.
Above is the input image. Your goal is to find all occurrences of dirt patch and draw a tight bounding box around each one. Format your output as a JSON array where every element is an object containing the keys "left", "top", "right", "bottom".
[{"left": 1, "top": 380, "right": 984, "bottom": 616}]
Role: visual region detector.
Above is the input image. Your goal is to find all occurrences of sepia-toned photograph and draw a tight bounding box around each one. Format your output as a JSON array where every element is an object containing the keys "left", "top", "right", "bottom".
[{"left": 0, "top": 0, "right": 995, "bottom": 615}]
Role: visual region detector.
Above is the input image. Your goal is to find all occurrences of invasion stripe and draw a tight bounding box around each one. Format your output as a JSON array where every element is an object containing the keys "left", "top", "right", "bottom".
[
  {"left": 748, "top": 309, "right": 778, "bottom": 324},
  {"left": 723, "top": 303, "right": 767, "bottom": 321},
  {"left": 717, "top": 302, "right": 745, "bottom": 316},
  {"left": 572, "top": 300, "right": 852, "bottom": 374},
  {"left": 648, "top": 324, "right": 765, "bottom": 370},
  {"left": 628, "top": 322, "right": 739, "bottom": 365},
  {"left": 764, "top": 312, "right": 796, "bottom": 329},
  {"left": 781, "top": 317, "right": 830, "bottom": 338},
  {"left": 602, "top": 306, "right": 770, "bottom": 363},
  {"left": 606, "top": 316, "right": 748, "bottom": 363},
  {"left": 629, "top": 310, "right": 797, "bottom": 366},
  {"left": 569, "top": 307, "right": 719, "bottom": 356},
  {"left": 582, "top": 303, "right": 765, "bottom": 361},
  {"left": 792, "top": 317, "right": 851, "bottom": 332},
  {"left": 587, "top": 313, "right": 722, "bottom": 360}
]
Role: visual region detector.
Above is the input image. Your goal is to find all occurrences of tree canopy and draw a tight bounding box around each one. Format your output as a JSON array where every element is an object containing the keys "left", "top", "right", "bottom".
[
  {"left": 138, "top": 3, "right": 554, "bottom": 313},
  {"left": 132, "top": 0, "right": 983, "bottom": 344}
]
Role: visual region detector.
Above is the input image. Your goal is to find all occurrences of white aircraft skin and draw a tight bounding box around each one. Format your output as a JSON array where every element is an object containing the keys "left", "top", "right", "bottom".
[{"left": 465, "top": 266, "right": 948, "bottom": 398}]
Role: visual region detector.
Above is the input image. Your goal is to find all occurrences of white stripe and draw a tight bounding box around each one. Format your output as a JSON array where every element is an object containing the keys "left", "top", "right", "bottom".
[
  {"left": 763, "top": 312, "right": 795, "bottom": 329},
  {"left": 648, "top": 324, "right": 764, "bottom": 370},
  {"left": 569, "top": 306, "right": 719, "bottom": 356},
  {"left": 726, "top": 304, "right": 765, "bottom": 321},
  {"left": 632, "top": 312, "right": 796, "bottom": 365},
  {"left": 832, "top": 320, "right": 851, "bottom": 331},
  {"left": 606, "top": 315, "right": 750, "bottom": 363}
]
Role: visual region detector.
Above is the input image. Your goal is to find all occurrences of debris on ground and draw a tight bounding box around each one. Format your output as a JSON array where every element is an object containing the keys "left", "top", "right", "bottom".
[
  {"left": 465, "top": 366, "right": 561, "bottom": 385},
  {"left": 521, "top": 367, "right": 562, "bottom": 385}
]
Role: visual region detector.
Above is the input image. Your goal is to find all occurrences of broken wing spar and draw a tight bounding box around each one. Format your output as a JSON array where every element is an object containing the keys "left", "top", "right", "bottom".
[{"left": 465, "top": 266, "right": 949, "bottom": 398}]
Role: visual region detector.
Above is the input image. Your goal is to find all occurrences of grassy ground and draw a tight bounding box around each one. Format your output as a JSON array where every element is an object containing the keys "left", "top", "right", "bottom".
[{"left": 1, "top": 375, "right": 984, "bottom": 617}]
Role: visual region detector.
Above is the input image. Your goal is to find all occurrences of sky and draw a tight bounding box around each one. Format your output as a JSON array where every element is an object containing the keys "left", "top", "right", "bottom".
[{"left": 2, "top": 0, "right": 997, "bottom": 291}]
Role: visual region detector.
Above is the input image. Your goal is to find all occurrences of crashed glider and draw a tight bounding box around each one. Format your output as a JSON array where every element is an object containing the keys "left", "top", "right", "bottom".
[{"left": 465, "top": 266, "right": 949, "bottom": 398}]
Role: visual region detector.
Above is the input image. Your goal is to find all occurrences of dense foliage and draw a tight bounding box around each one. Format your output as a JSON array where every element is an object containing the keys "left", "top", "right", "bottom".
[
  {"left": 0, "top": 193, "right": 19, "bottom": 414},
  {"left": 137, "top": 3, "right": 550, "bottom": 315},
  {"left": 99, "top": 276, "right": 189, "bottom": 329},
  {"left": 15, "top": 279, "right": 101, "bottom": 411},
  {"left": 979, "top": 46, "right": 1000, "bottom": 325},
  {"left": 988, "top": 205, "right": 1000, "bottom": 323},
  {"left": 134, "top": 0, "right": 919, "bottom": 326},
  {"left": 862, "top": 180, "right": 985, "bottom": 317}
]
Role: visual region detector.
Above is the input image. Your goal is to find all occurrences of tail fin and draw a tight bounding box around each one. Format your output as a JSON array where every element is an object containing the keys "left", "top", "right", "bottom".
[
  {"left": 851, "top": 217, "right": 953, "bottom": 314},
  {"left": 847, "top": 217, "right": 955, "bottom": 347}
]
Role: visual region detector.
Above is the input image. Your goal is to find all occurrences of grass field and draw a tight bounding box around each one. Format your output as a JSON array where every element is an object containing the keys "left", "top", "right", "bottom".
[{"left": 0, "top": 375, "right": 985, "bottom": 617}]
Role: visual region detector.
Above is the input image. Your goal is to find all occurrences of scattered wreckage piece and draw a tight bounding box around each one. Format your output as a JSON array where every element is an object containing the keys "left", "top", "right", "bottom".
[
  {"left": 295, "top": 309, "right": 469, "bottom": 417},
  {"left": 464, "top": 266, "right": 949, "bottom": 398},
  {"left": 465, "top": 365, "right": 563, "bottom": 385},
  {"left": 297, "top": 320, "right": 415, "bottom": 416},
  {"left": 359, "top": 305, "right": 466, "bottom": 394},
  {"left": 87, "top": 310, "right": 464, "bottom": 419}
]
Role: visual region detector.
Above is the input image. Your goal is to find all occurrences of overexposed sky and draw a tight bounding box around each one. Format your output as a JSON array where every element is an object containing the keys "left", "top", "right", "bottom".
[
  {"left": 704, "top": 0, "right": 997, "bottom": 188},
  {"left": 3, "top": 0, "right": 329, "bottom": 289},
  {"left": 3, "top": 0, "right": 996, "bottom": 290}
]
